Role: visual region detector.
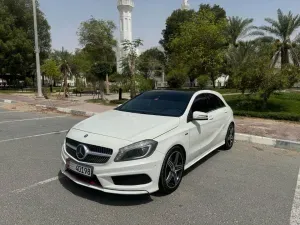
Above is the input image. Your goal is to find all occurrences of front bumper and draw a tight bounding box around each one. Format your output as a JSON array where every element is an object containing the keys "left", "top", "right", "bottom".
[{"left": 61, "top": 144, "right": 164, "bottom": 195}]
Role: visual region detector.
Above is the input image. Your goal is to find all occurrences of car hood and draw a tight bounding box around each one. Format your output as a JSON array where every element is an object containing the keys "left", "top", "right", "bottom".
[{"left": 72, "top": 110, "right": 179, "bottom": 142}]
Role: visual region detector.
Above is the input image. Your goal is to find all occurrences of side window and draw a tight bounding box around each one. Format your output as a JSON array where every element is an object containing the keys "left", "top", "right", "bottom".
[
  {"left": 191, "top": 94, "right": 209, "bottom": 113},
  {"left": 207, "top": 94, "right": 225, "bottom": 111}
]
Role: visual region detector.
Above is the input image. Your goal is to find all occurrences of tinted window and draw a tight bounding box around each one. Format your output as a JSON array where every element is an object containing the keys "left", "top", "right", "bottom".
[
  {"left": 191, "top": 94, "right": 210, "bottom": 113},
  {"left": 207, "top": 94, "right": 225, "bottom": 111},
  {"left": 116, "top": 91, "right": 194, "bottom": 117}
]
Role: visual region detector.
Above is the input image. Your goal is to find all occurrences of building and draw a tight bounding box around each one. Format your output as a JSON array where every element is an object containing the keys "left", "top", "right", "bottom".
[
  {"left": 116, "top": 0, "right": 135, "bottom": 73},
  {"left": 181, "top": 0, "right": 189, "bottom": 10},
  {"left": 0, "top": 78, "right": 7, "bottom": 87},
  {"left": 215, "top": 74, "right": 229, "bottom": 88}
]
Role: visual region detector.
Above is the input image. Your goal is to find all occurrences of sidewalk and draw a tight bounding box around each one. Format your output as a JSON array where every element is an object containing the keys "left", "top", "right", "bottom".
[{"left": 0, "top": 93, "right": 300, "bottom": 142}]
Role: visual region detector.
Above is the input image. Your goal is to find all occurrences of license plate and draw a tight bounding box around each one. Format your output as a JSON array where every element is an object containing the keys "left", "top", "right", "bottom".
[{"left": 67, "top": 160, "right": 93, "bottom": 177}]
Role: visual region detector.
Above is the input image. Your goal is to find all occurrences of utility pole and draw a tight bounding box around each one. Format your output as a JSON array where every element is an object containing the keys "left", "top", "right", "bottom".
[{"left": 32, "top": 0, "right": 43, "bottom": 98}]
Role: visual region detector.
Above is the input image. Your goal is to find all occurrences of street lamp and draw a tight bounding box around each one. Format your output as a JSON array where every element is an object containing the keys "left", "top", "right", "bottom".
[{"left": 32, "top": 0, "right": 43, "bottom": 98}]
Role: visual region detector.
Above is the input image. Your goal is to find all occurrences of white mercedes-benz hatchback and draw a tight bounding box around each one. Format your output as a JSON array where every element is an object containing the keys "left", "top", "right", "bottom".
[{"left": 61, "top": 90, "right": 235, "bottom": 195}]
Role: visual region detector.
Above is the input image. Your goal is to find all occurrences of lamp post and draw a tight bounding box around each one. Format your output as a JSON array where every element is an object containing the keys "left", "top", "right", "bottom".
[{"left": 32, "top": 0, "right": 43, "bottom": 98}]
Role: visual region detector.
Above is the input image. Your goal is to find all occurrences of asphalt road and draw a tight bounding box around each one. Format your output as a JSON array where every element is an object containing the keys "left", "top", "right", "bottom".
[{"left": 0, "top": 103, "right": 299, "bottom": 225}]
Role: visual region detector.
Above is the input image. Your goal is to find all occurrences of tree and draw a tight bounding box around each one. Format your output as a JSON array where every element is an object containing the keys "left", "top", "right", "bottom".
[
  {"left": 77, "top": 18, "right": 117, "bottom": 98},
  {"left": 78, "top": 18, "right": 116, "bottom": 63},
  {"left": 254, "top": 9, "right": 300, "bottom": 66},
  {"left": 122, "top": 39, "right": 143, "bottom": 98},
  {"left": 159, "top": 9, "right": 196, "bottom": 56},
  {"left": 137, "top": 47, "right": 166, "bottom": 78},
  {"left": 169, "top": 9, "right": 228, "bottom": 88},
  {"left": 198, "top": 4, "right": 226, "bottom": 22},
  {"left": 0, "top": 0, "right": 51, "bottom": 81},
  {"left": 227, "top": 42, "right": 260, "bottom": 94},
  {"left": 71, "top": 49, "right": 93, "bottom": 91},
  {"left": 90, "top": 62, "right": 114, "bottom": 99},
  {"left": 226, "top": 16, "right": 255, "bottom": 46},
  {"left": 281, "top": 64, "right": 300, "bottom": 88},
  {"left": 41, "top": 59, "right": 60, "bottom": 85},
  {"left": 167, "top": 68, "right": 188, "bottom": 88},
  {"left": 228, "top": 42, "right": 293, "bottom": 106},
  {"left": 52, "top": 48, "right": 73, "bottom": 97}
]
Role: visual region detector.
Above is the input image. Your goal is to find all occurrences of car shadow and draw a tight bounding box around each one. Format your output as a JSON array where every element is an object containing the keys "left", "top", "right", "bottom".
[
  {"left": 183, "top": 149, "right": 220, "bottom": 176},
  {"left": 58, "top": 171, "right": 153, "bottom": 206}
]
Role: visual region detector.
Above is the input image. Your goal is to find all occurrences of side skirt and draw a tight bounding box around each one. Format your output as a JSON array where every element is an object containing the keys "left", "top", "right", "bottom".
[{"left": 184, "top": 141, "right": 225, "bottom": 171}]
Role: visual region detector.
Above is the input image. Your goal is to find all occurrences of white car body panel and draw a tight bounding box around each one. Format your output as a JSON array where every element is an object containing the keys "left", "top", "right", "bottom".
[
  {"left": 73, "top": 110, "right": 180, "bottom": 142},
  {"left": 61, "top": 90, "right": 234, "bottom": 194}
]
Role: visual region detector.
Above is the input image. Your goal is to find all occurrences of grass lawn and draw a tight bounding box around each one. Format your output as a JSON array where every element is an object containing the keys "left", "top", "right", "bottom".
[{"left": 224, "top": 92, "right": 300, "bottom": 122}]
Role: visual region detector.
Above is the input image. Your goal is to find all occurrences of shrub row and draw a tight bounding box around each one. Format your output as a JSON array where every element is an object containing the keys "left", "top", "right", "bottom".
[{"left": 233, "top": 110, "right": 300, "bottom": 122}]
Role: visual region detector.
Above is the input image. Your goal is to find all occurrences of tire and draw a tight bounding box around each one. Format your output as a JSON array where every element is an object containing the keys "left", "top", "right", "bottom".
[
  {"left": 223, "top": 123, "right": 235, "bottom": 150},
  {"left": 158, "top": 146, "right": 185, "bottom": 195}
]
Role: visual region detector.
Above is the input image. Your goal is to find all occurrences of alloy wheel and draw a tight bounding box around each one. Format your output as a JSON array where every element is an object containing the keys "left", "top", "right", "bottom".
[
  {"left": 227, "top": 125, "right": 235, "bottom": 148},
  {"left": 164, "top": 151, "right": 184, "bottom": 189}
]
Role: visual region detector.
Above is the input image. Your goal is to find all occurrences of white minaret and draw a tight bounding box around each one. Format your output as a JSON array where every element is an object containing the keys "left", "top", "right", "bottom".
[
  {"left": 181, "top": 0, "right": 189, "bottom": 10},
  {"left": 116, "top": 0, "right": 134, "bottom": 73}
]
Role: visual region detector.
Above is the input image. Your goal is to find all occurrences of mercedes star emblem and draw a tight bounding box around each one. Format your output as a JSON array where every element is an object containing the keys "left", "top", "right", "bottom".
[{"left": 76, "top": 144, "right": 88, "bottom": 160}]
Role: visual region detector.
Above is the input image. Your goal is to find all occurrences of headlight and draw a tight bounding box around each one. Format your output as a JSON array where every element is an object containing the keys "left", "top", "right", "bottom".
[{"left": 114, "top": 140, "right": 158, "bottom": 162}]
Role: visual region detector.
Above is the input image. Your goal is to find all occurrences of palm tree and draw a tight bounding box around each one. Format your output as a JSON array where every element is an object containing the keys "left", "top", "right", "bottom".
[
  {"left": 52, "top": 48, "right": 73, "bottom": 97},
  {"left": 226, "top": 16, "right": 255, "bottom": 46},
  {"left": 254, "top": 9, "right": 300, "bottom": 67}
]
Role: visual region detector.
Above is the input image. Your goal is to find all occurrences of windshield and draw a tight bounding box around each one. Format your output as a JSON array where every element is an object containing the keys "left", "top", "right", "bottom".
[{"left": 115, "top": 91, "right": 194, "bottom": 117}]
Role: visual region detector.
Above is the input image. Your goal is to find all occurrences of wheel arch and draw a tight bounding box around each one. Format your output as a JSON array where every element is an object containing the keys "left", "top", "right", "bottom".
[{"left": 171, "top": 144, "right": 186, "bottom": 163}]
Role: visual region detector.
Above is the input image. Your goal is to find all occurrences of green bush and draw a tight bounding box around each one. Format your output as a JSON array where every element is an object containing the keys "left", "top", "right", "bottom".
[
  {"left": 167, "top": 70, "right": 187, "bottom": 88},
  {"left": 24, "top": 77, "right": 33, "bottom": 87},
  {"left": 110, "top": 83, "right": 120, "bottom": 93},
  {"left": 136, "top": 75, "right": 154, "bottom": 92},
  {"left": 233, "top": 111, "right": 300, "bottom": 122},
  {"left": 224, "top": 93, "right": 300, "bottom": 121},
  {"left": 110, "top": 99, "right": 129, "bottom": 105},
  {"left": 42, "top": 87, "right": 50, "bottom": 99},
  {"left": 197, "top": 75, "right": 209, "bottom": 89}
]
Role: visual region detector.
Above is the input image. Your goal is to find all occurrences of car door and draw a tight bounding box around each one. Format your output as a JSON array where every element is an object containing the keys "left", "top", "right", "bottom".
[
  {"left": 186, "top": 94, "right": 215, "bottom": 163},
  {"left": 206, "top": 93, "right": 228, "bottom": 147}
]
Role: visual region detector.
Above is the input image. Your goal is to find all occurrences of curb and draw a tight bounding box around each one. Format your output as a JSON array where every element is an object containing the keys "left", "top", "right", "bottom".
[
  {"left": 1, "top": 98, "right": 300, "bottom": 151},
  {"left": 35, "top": 104, "right": 96, "bottom": 117},
  {"left": 0, "top": 99, "right": 17, "bottom": 104},
  {"left": 235, "top": 133, "right": 300, "bottom": 151}
]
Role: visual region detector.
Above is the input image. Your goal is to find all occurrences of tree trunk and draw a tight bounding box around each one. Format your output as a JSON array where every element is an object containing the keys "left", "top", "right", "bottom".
[
  {"left": 189, "top": 77, "right": 194, "bottom": 87},
  {"left": 281, "top": 47, "right": 289, "bottom": 66},
  {"left": 42, "top": 74, "right": 45, "bottom": 86},
  {"left": 210, "top": 73, "right": 216, "bottom": 88},
  {"left": 100, "top": 80, "right": 105, "bottom": 100},
  {"left": 130, "top": 74, "right": 136, "bottom": 99},
  {"left": 261, "top": 92, "right": 270, "bottom": 109},
  {"left": 129, "top": 58, "right": 136, "bottom": 98},
  {"left": 63, "top": 72, "right": 68, "bottom": 98}
]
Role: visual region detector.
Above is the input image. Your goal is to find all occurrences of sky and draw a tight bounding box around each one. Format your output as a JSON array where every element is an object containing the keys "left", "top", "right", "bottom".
[{"left": 39, "top": 0, "right": 300, "bottom": 53}]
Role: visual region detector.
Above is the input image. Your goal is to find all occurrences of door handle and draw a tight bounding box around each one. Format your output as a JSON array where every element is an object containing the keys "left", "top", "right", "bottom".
[{"left": 208, "top": 115, "right": 214, "bottom": 120}]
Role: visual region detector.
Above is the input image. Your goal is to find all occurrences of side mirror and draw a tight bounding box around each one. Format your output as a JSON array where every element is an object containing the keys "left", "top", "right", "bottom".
[
  {"left": 192, "top": 111, "right": 208, "bottom": 120},
  {"left": 117, "top": 104, "right": 122, "bottom": 107}
]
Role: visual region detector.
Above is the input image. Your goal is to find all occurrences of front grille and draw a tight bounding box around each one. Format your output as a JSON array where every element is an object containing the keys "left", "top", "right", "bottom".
[{"left": 65, "top": 138, "right": 113, "bottom": 164}]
